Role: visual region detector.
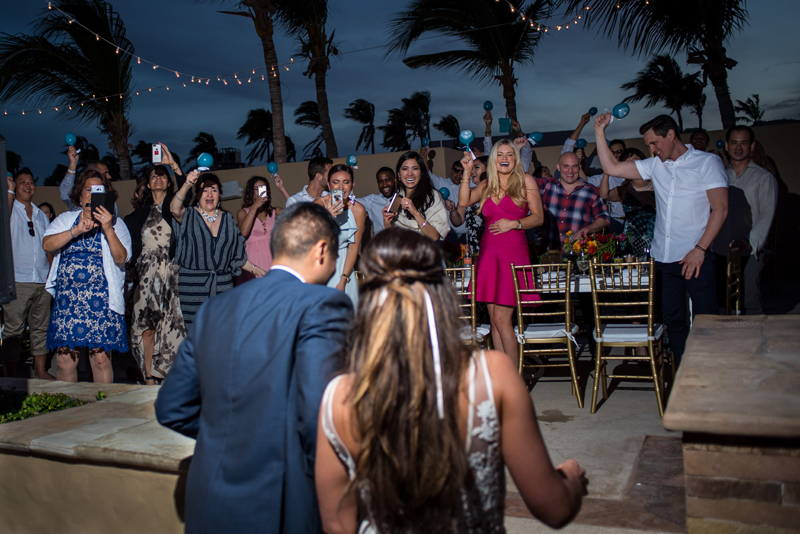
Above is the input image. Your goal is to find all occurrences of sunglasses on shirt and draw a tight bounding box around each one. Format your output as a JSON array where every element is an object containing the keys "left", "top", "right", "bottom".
[{"left": 27, "top": 221, "right": 35, "bottom": 237}]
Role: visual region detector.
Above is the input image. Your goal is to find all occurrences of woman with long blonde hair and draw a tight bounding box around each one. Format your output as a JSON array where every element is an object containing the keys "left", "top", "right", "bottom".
[
  {"left": 457, "top": 140, "right": 544, "bottom": 365},
  {"left": 315, "top": 228, "right": 587, "bottom": 534}
]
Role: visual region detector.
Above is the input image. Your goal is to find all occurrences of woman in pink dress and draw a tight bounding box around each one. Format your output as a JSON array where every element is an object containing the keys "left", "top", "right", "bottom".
[
  {"left": 237, "top": 176, "right": 282, "bottom": 284},
  {"left": 458, "top": 140, "right": 544, "bottom": 366}
]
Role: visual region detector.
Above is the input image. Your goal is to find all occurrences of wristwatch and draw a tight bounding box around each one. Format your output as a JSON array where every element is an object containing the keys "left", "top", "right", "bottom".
[{"left": 516, "top": 221, "right": 522, "bottom": 231}]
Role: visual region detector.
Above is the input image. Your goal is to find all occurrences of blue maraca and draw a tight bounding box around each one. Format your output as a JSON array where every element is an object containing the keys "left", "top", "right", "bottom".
[
  {"left": 346, "top": 154, "right": 358, "bottom": 168},
  {"left": 589, "top": 107, "right": 598, "bottom": 116},
  {"left": 576, "top": 138, "right": 587, "bottom": 149},
  {"left": 267, "top": 161, "right": 278, "bottom": 174},
  {"left": 64, "top": 132, "right": 81, "bottom": 153},
  {"left": 483, "top": 101, "right": 493, "bottom": 111},
  {"left": 421, "top": 137, "right": 430, "bottom": 147},
  {"left": 527, "top": 131, "right": 544, "bottom": 145},
  {"left": 716, "top": 139, "right": 725, "bottom": 150},
  {"left": 439, "top": 187, "right": 450, "bottom": 200},
  {"left": 197, "top": 152, "right": 214, "bottom": 170},
  {"left": 612, "top": 103, "right": 631, "bottom": 119},
  {"left": 459, "top": 130, "right": 475, "bottom": 146}
]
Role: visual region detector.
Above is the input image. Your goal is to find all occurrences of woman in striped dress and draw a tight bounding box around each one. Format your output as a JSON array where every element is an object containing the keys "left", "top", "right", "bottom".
[{"left": 170, "top": 171, "right": 266, "bottom": 326}]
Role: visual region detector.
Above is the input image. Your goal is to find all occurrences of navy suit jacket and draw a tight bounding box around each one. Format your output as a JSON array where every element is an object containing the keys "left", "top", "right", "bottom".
[{"left": 155, "top": 269, "right": 353, "bottom": 534}]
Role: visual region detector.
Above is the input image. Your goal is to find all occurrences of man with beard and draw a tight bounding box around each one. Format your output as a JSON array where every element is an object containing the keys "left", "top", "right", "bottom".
[{"left": 359, "top": 167, "right": 397, "bottom": 235}]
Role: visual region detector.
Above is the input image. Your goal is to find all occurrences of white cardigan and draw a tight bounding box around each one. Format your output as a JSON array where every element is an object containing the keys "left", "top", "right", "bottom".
[{"left": 45, "top": 211, "right": 132, "bottom": 315}]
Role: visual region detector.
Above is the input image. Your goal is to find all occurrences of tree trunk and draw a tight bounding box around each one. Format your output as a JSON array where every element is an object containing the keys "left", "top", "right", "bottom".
[
  {"left": 260, "top": 36, "right": 287, "bottom": 164},
  {"left": 104, "top": 112, "right": 132, "bottom": 182},
  {"left": 502, "top": 80, "right": 518, "bottom": 123},
  {"left": 675, "top": 109, "right": 684, "bottom": 133},
  {"left": 314, "top": 69, "right": 338, "bottom": 158},
  {"left": 706, "top": 62, "right": 736, "bottom": 129}
]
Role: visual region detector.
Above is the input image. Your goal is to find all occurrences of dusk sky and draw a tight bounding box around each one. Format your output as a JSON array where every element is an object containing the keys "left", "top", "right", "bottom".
[{"left": 1, "top": 0, "right": 798, "bottom": 181}]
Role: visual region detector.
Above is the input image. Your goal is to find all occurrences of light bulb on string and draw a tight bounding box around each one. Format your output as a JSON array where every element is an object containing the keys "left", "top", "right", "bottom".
[
  {"left": 223, "top": 80, "right": 227, "bottom": 85},
  {"left": 284, "top": 66, "right": 289, "bottom": 71},
  {"left": 137, "top": 57, "right": 141, "bottom": 64},
  {"left": 237, "top": 79, "right": 241, "bottom": 84},
  {"left": 153, "top": 65, "right": 157, "bottom": 70},
  {"left": 175, "top": 72, "right": 179, "bottom": 77},
  {"left": 206, "top": 80, "right": 209, "bottom": 85},
  {"left": 252, "top": 69, "right": 255, "bottom": 74},
  {"left": 166, "top": 86, "right": 169, "bottom": 90},
  {"left": 55, "top": 107, "right": 58, "bottom": 111},
  {"left": 38, "top": 110, "right": 42, "bottom": 114},
  {"left": 115, "top": 47, "right": 119, "bottom": 54},
  {"left": 247, "top": 78, "right": 251, "bottom": 83},
  {"left": 262, "top": 75, "right": 265, "bottom": 80},
  {"left": 183, "top": 83, "right": 186, "bottom": 87},
  {"left": 95, "top": 34, "right": 99, "bottom": 40}
]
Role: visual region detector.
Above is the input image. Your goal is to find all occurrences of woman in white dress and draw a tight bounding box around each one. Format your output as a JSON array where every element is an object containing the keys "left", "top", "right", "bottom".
[{"left": 315, "top": 228, "right": 588, "bottom": 534}]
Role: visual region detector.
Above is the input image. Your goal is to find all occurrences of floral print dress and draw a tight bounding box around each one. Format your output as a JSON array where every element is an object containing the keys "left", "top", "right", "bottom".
[
  {"left": 130, "top": 203, "right": 186, "bottom": 379},
  {"left": 47, "top": 219, "right": 128, "bottom": 354}
]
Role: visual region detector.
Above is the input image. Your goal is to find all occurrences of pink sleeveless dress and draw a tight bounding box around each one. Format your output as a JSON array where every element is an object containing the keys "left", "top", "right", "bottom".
[
  {"left": 475, "top": 195, "right": 539, "bottom": 307},
  {"left": 237, "top": 208, "right": 275, "bottom": 285}
]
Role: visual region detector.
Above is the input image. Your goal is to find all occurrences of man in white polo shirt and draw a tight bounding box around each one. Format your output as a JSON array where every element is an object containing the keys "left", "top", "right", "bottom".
[{"left": 594, "top": 114, "right": 728, "bottom": 366}]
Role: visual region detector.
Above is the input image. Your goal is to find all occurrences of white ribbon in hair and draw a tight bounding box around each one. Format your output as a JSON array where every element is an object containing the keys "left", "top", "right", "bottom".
[{"left": 423, "top": 290, "right": 445, "bottom": 419}]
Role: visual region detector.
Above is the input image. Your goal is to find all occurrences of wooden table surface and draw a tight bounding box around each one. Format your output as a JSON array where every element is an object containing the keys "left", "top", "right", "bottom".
[{"left": 663, "top": 315, "right": 800, "bottom": 438}]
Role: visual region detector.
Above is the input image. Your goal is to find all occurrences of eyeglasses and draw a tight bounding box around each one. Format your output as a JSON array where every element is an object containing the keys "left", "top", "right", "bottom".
[
  {"left": 452, "top": 168, "right": 464, "bottom": 174},
  {"left": 27, "top": 221, "right": 35, "bottom": 237},
  {"left": 611, "top": 149, "right": 625, "bottom": 156}
]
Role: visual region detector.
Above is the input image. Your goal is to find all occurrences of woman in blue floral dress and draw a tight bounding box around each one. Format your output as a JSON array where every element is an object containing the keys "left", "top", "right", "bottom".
[{"left": 44, "top": 170, "right": 132, "bottom": 383}]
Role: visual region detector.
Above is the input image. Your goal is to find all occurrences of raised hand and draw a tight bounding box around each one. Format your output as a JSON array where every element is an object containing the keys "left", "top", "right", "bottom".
[
  {"left": 7, "top": 174, "right": 15, "bottom": 194},
  {"left": 67, "top": 145, "right": 80, "bottom": 169},
  {"left": 186, "top": 169, "right": 199, "bottom": 186},
  {"left": 594, "top": 113, "right": 612, "bottom": 133},
  {"left": 461, "top": 152, "right": 474, "bottom": 176}
]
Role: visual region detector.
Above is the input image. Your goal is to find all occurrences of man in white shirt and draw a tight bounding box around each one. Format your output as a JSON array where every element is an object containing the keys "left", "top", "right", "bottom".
[
  {"left": 594, "top": 114, "right": 728, "bottom": 366},
  {"left": 4, "top": 171, "right": 54, "bottom": 379},
  {"left": 285, "top": 157, "right": 333, "bottom": 208},
  {"left": 725, "top": 126, "right": 778, "bottom": 314},
  {"left": 359, "top": 167, "right": 397, "bottom": 235}
]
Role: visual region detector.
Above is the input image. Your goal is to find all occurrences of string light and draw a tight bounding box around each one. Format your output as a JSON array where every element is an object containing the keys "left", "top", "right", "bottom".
[{"left": 3, "top": 0, "right": 631, "bottom": 118}]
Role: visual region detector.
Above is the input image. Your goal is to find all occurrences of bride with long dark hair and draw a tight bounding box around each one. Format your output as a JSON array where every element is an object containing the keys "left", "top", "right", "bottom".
[{"left": 315, "top": 228, "right": 587, "bottom": 533}]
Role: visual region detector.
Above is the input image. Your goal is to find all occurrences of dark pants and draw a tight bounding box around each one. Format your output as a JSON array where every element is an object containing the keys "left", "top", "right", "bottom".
[{"left": 657, "top": 252, "right": 717, "bottom": 367}]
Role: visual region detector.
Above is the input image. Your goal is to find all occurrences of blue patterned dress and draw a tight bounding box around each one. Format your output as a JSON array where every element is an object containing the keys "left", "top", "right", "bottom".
[{"left": 47, "top": 219, "right": 128, "bottom": 353}]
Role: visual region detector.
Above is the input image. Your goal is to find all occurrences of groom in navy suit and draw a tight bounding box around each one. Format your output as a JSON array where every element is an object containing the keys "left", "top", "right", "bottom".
[{"left": 156, "top": 203, "right": 353, "bottom": 534}]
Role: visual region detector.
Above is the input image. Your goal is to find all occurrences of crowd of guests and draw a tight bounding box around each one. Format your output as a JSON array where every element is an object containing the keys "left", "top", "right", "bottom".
[{"left": 1, "top": 109, "right": 781, "bottom": 532}]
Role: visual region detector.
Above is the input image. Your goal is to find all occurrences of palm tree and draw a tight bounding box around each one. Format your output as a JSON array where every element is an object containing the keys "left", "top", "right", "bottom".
[
  {"left": 189, "top": 132, "right": 218, "bottom": 163},
  {"left": 735, "top": 94, "right": 764, "bottom": 125},
  {"left": 273, "top": 0, "right": 340, "bottom": 157},
  {"left": 6, "top": 151, "right": 23, "bottom": 177},
  {"left": 343, "top": 99, "right": 376, "bottom": 154},
  {"left": 294, "top": 101, "right": 325, "bottom": 159},
  {"left": 237, "top": 108, "right": 274, "bottom": 165},
  {"left": 621, "top": 55, "right": 698, "bottom": 132},
  {"left": 434, "top": 114, "right": 461, "bottom": 144},
  {"left": 378, "top": 108, "right": 411, "bottom": 152},
  {"left": 684, "top": 75, "right": 707, "bottom": 129},
  {"left": 557, "top": 0, "right": 748, "bottom": 129},
  {"left": 207, "top": 1, "right": 289, "bottom": 164},
  {"left": 131, "top": 140, "right": 153, "bottom": 165},
  {"left": 401, "top": 91, "right": 432, "bottom": 143},
  {"left": 0, "top": 0, "right": 137, "bottom": 181},
  {"left": 386, "top": 0, "right": 553, "bottom": 122}
]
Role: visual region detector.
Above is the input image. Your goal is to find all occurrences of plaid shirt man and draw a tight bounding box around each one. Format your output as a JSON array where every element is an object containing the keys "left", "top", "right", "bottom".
[{"left": 536, "top": 176, "right": 610, "bottom": 250}]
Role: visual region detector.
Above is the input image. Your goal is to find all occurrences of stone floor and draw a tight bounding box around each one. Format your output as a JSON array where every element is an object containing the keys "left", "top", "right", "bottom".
[{"left": 504, "top": 350, "right": 686, "bottom": 533}]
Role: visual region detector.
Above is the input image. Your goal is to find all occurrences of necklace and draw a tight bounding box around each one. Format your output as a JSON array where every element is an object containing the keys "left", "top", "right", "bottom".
[
  {"left": 200, "top": 208, "right": 219, "bottom": 224},
  {"left": 631, "top": 183, "right": 654, "bottom": 192}
]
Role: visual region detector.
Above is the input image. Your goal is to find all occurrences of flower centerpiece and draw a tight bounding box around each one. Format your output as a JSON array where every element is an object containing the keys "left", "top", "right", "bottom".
[
  {"left": 443, "top": 242, "right": 472, "bottom": 268},
  {"left": 562, "top": 230, "right": 626, "bottom": 263}
]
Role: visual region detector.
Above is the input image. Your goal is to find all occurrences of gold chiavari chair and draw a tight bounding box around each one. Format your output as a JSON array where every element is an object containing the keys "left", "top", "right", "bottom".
[
  {"left": 588, "top": 258, "right": 671, "bottom": 416},
  {"left": 444, "top": 264, "right": 491, "bottom": 347},
  {"left": 511, "top": 262, "right": 582, "bottom": 408},
  {"left": 726, "top": 245, "right": 743, "bottom": 316}
]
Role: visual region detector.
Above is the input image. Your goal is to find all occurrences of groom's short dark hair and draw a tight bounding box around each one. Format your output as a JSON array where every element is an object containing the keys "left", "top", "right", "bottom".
[{"left": 271, "top": 202, "right": 339, "bottom": 260}]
